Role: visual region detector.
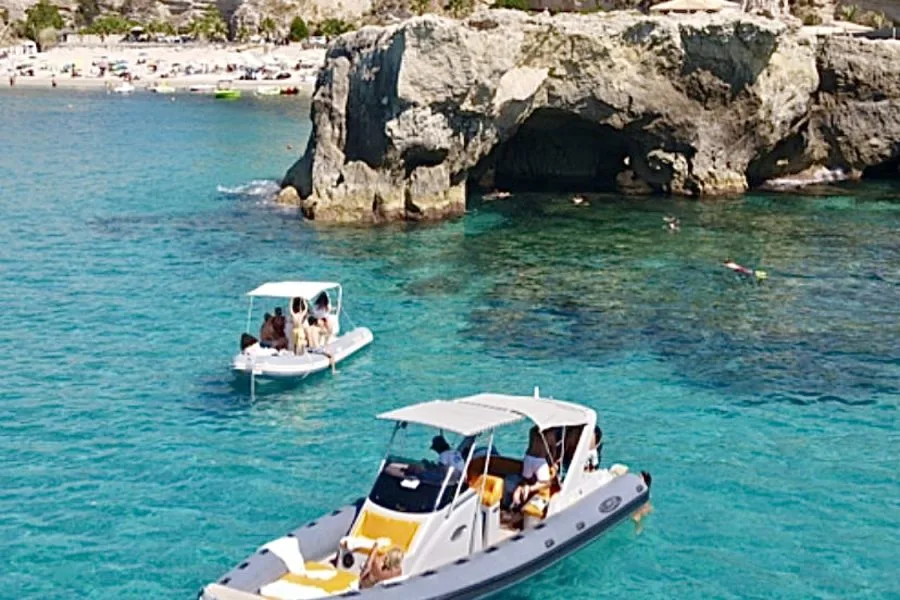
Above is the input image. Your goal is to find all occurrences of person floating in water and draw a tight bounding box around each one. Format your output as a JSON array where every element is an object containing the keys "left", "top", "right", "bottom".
[
  {"left": 663, "top": 215, "right": 680, "bottom": 232},
  {"left": 632, "top": 470, "right": 653, "bottom": 534},
  {"left": 723, "top": 259, "right": 767, "bottom": 281}
]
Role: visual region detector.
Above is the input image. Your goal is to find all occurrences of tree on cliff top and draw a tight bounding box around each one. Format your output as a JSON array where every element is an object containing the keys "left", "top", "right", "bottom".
[
  {"left": 315, "top": 18, "right": 353, "bottom": 38},
  {"left": 289, "top": 16, "right": 310, "bottom": 41},
  {"left": 260, "top": 16, "right": 278, "bottom": 40},
  {"left": 189, "top": 7, "right": 228, "bottom": 41},
  {"left": 24, "top": 0, "right": 63, "bottom": 51}
]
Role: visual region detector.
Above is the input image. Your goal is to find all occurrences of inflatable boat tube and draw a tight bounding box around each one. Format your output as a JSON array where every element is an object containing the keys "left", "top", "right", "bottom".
[{"left": 201, "top": 473, "right": 648, "bottom": 600}]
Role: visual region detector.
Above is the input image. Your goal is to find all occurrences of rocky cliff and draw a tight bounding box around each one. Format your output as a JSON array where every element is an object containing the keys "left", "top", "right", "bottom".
[
  {"left": 0, "top": 0, "right": 370, "bottom": 26},
  {"left": 282, "top": 9, "right": 900, "bottom": 222}
]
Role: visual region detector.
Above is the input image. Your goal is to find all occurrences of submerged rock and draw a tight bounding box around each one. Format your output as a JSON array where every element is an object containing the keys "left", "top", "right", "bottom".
[{"left": 283, "top": 9, "right": 900, "bottom": 223}]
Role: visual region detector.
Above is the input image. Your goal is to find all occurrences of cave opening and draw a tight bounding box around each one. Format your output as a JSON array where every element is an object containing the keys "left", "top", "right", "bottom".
[
  {"left": 862, "top": 154, "right": 900, "bottom": 181},
  {"left": 468, "top": 108, "right": 631, "bottom": 194}
]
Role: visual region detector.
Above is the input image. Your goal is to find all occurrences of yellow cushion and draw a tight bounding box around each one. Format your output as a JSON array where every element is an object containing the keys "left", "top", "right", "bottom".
[
  {"left": 470, "top": 474, "right": 504, "bottom": 507},
  {"left": 350, "top": 510, "right": 419, "bottom": 553},
  {"left": 278, "top": 562, "right": 358, "bottom": 594}
]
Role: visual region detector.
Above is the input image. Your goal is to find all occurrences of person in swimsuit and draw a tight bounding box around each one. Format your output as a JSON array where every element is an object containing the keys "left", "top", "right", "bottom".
[
  {"left": 632, "top": 471, "right": 653, "bottom": 534},
  {"left": 289, "top": 297, "right": 311, "bottom": 354},
  {"left": 511, "top": 426, "right": 558, "bottom": 510},
  {"left": 359, "top": 546, "right": 403, "bottom": 589},
  {"left": 724, "top": 259, "right": 767, "bottom": 281}
]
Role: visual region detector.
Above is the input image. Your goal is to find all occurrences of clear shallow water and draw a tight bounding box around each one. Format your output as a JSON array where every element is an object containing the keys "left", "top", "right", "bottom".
[{"left": 0, "top": 90, "right": 898, "bottom": 600}]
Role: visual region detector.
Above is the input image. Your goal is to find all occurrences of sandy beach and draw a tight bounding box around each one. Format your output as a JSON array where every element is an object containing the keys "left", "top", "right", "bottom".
[{"left": 1, "top": 42, "right": 326, "bottom": 94}]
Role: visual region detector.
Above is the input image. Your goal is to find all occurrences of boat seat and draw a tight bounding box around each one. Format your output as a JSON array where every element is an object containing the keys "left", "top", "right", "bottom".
[
  {"left": 346, "top": 510, "right": 420, "bottom": 555},
  {"left": 466, "top": 456, "right": 524, "bottom": 483},
  {"left": 261, "top": 561, "right": 358, "bottom": 599},
  {"left": 470, "top": 474, "right": 504, "bottom": 507}
]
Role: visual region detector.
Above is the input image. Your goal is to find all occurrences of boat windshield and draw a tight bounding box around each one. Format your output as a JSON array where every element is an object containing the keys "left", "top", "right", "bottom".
[{"left": 368, "top": 457, "right": 467, "bottom": 514}]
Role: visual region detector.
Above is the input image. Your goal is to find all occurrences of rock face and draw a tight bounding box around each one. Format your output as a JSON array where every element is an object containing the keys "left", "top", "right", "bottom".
[
  {"left": 0, "top": 0, "right": 370, "bottom": 27},
  {"left": 284, "top": 10, "right": 900, "bottom": 222}
]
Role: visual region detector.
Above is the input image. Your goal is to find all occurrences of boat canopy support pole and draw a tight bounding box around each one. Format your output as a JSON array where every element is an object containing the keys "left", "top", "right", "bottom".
[
  {"left": 448, "top": 433, "right": 480, "bottom": 512},
  {"left": 245, "top": 297, "right": 254, "bottom": 333},
  {"left": 469, "top": 430, "right": 494, "bottom": 554},
  {"left": 377, "top": 422, "right": 400, "bottom": 474}
]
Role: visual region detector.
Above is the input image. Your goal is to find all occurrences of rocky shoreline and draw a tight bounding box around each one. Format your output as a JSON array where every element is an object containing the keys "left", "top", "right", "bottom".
[{"left": 280, "top": 9, "right": 900, "bottom": 223}]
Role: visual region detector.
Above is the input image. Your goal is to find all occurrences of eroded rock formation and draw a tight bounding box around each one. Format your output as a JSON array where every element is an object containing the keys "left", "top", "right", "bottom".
[{"left": 283, "top": 9, "right": 900, "bottom": 222}]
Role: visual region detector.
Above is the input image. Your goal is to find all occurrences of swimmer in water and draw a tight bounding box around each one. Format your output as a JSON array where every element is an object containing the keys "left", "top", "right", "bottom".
[
  {"left": 724, "top": 259, "right": 767, "bottom": 281},
  {"left": 663, "top": 215, "right": 680, "bottom": 232},
  {"left": 632, "top": 470, "right": 653, "bottom": 534}
]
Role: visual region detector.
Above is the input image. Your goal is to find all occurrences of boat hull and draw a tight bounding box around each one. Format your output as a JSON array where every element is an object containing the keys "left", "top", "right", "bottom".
[
  {"left": 232, "top": 327, "right": 373, "bottom": 379},
  {"left": 201, "top": 472, "right": 649, "bottom": 600}
]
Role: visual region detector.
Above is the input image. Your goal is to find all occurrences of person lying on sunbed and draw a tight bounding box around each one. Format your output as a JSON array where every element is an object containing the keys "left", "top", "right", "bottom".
[{"left": 359, "top": 546, "right": 403, "bottom": 589}]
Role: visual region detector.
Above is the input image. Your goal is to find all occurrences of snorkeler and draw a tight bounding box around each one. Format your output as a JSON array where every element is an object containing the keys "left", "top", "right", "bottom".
[
  {"left": 663, "top": 215, "right": 680, "bottom": 232},
  {"left": 723, "top": 259, "right": 767, "bottom": 281}
]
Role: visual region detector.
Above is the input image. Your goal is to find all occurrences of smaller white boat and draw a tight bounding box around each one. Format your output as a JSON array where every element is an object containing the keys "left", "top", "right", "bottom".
[
  {"left": 112, "top": 82, "right": 135, "bottom": 94},
  {"left": 189, "top": 84, "right": 215, "bottom": 94},
  {"left": 255, "top": 85, "right": 281, "bottom": 96},
  {"left": 232, "top": 281, "right": 373, "bottom": 380}
]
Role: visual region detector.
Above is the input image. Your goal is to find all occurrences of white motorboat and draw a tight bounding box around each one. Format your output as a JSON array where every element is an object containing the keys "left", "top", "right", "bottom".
[
  {"left": 232, "top": 281, "right": 373, "bottom": 380},
  {"left": 255, "top": 85, "right": 281, "bottom": 96},
  {"left": 149, "top": 82, "right": 175, "bottom": 93},
  {"left": 112, "top": 82, "right": 135, "bottom": 94},
  {"left": 201, "top": 388, "right": 651, "bottom": 599}
]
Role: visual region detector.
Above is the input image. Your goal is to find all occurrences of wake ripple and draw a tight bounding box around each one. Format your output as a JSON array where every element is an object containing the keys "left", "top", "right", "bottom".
[
  {"left": 762, "top": 167, "right": 850, "bottom": 190},
  {"left": 217, "top": 179, "right": 281, "bottom": 203}
]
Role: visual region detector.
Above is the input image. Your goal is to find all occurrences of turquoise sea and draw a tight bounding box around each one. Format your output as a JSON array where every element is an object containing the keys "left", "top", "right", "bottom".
[{"left": 0, "top": 90, "right": 898, "bottom": 600}]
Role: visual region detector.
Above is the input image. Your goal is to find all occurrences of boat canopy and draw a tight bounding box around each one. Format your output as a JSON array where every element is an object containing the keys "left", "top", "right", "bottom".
[
  {"left": 378, "top": 400, "right": 522, "bottom": 436},
  {"left": 377, "top": 393, "right": 594, "bottom": 436},
  {"left": 246, "top": 281, "right": 340, "bottom": 300},
  {"left": 460, "top": 393, "right": 593, "bottom": 431}
]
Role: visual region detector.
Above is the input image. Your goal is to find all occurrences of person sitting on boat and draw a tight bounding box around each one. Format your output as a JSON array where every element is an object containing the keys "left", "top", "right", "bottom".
[
  {"left": 309, "top": 292, "right": 336, "bottom": 344},
  {"left": 269, "top": 308, "right": 289, "bottom": 351},
  {"left": 586, "top": 426, "right": 603, "bottom": 472},
  {"left": 259, "top": 312, "right": 276, "bottom": 347},
  {"left": 510, "top": 426, "right": 558, "bottom": 510},
  {"left": 431, "top": 435, "right": 466, "bottom": 472},
  {"left": 289, "top": 297, "right": 311, "bottom": 354},
  {"left": 359, "top": 546, "right": 403, "bottom": 590}
]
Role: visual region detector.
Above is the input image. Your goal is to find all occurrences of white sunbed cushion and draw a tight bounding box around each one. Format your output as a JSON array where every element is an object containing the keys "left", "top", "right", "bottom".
[
  {"left": 260, "top": 537, "right": 305, "bottom": 575},
  {"left": 259, "top": 580, "right": 331, "bottom": 600}
]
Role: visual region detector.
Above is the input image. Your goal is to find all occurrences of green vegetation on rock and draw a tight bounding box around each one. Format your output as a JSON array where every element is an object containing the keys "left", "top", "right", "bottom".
[
  {"left": 289, "top": 16, "right": 310, "bottom": 41},
  {"left": 186, "top": 7, "right": 228, "bottom": 41},
  {"left": 81, "top": 15, "right": 138, "bottom": 35},
  {"left": 315, "top": 18, "right": 353, "bottom": 38},
  {"left": 24, "top": 0, "right": 63, "bottom": 50},
  {"left": 75, "top": 0, "right": 101, "bottom": 27},
  {"left": 494, "top": 0, "right": 529, "bottom": 10}
]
